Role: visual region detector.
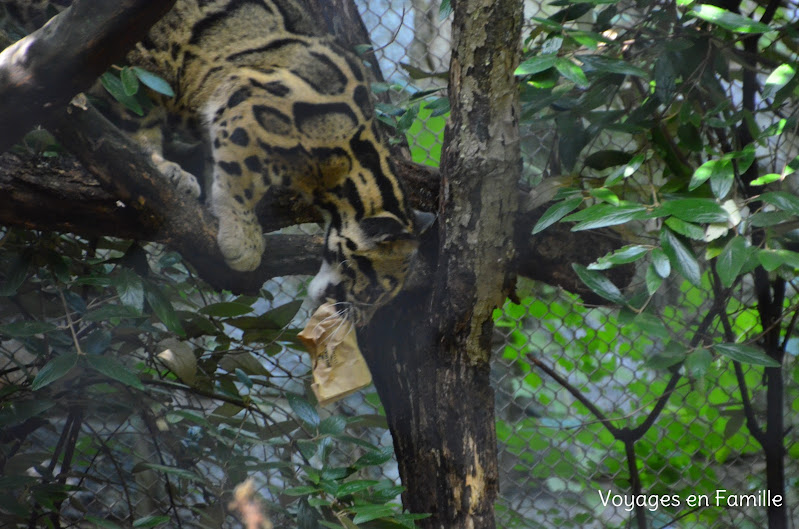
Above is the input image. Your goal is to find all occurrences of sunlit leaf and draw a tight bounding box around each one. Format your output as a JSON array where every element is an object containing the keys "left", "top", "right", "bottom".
[
  {"left": 555, "top": 58, "right": 589, "bottom": 87},
  {"left": 763, "top": 64, "right": 795, "bottom": 99},
  {"left": 515, "top": 54, "right": 558, "bottom": 76},
  {"left": 690, "top": 5, "right": 771, "bottom": 33},
  {"left": 588, "top": 245, "right": 648, "bottom": 270}
]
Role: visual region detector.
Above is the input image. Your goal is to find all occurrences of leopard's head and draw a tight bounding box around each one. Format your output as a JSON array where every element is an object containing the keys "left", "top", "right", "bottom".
[{"left": 308, "top": 209, "right": 435, "bottom": 325}]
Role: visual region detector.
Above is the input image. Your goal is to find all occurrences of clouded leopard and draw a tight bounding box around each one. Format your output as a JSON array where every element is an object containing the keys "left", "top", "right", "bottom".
[{"left": 3, "top": 0, "right": 434, "bottom": 324}]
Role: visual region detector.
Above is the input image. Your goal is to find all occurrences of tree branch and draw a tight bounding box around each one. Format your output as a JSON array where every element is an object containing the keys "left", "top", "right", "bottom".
[{"left": 0, "top": 0, "right": 176, "bottom": 152}]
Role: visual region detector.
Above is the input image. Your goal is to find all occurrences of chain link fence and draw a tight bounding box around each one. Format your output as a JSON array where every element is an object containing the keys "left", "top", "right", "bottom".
[{"left": 2, "top": 1, "right": 799, "bottom": 528}]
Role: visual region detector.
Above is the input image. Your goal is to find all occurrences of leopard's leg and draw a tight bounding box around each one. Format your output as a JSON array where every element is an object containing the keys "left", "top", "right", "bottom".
[
  {"left": 205, "top": 106, "right": 270, "bottom": 272},
  {"left": 130, "top": 106, "right": 201, "bottom": 198}
]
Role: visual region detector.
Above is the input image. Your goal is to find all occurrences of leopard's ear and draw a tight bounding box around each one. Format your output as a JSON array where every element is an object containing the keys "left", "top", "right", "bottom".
[
  {"left": 412, "top": 209, "right": 436, "bottom": 235},
  {"left": 360, "top": 214, "right": 415, "bottom": 244}
]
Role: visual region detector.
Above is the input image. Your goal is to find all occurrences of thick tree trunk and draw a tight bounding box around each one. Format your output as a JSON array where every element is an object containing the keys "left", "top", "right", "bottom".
[{"left": 361, "top": 1, "right": 522, "bottom": 528}]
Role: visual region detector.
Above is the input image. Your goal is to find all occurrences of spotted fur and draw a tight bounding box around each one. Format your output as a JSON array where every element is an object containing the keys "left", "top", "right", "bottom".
[{"left": 4, "top": 0, "right": 434, "bottom": 324}]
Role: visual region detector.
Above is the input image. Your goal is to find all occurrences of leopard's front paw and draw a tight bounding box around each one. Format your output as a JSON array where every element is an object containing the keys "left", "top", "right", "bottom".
[
  {"left": 216, "top": 212, "right": 265, "bottom": 272},
  {"left": 152, "top": 153, "right": 202, "bottom": 198}
]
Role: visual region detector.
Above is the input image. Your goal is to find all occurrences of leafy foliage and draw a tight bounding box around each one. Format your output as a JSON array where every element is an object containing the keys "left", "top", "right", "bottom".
[
  {"left": 0, "top": 231, "right": 415, "bottom": 528},
  {"left": 508, "top": 0, "right": 799, "bottom": 526}
]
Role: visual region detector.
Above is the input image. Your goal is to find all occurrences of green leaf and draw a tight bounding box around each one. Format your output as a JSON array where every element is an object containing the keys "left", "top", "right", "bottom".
[
  {"left": 351, "top": 504, "right": 397, "bottom": 525},
  {"left": 645, "top": 341, "right": 687, "bottom": 369},
  {"left": 604, "top": 154, "right": 644, "bottom": 186},
  {"left": 664, "top": 217, "right": 705, "bottom": 240},
  {"left": 132, "top": 515, "right": 170, "bottom": 528},
  {"left": 653, "top": 55, "right": 676, "bottom": 103},
  {"left": 690, "top": 5, "right": 771, "bottom": 33},
  {"left": 145, "top": 285, "right": 185, "bottom": 336},
  {"left": 234, "top": 368, "right": 253, "bottom": 388},
  {"left": 135, "top": 463, "right": 200, "bottom": 482},
  {"left": 230, "top": 300, "right": 304, "bottom": 331},
  {"left": 588, "top": 245, "right": 648, "bottom": 270},
  {"left": 579, "top": 55, "right": 647, "bottom": 78},
  {"left": 335, "top": 480, "right": 380, "bottom": 498},
  {"left": 288, "top": 393, "right": 320, "bottom": 429},
  {"left": 660, "top": 198, "right": 728, "bottom": 223},
  {"left": 690, "top": 158, "right": 733, "bottom": 191},
  {"left": 763, "top": 64, "right": 796, "bottom": 100},
  {"left": 120, "top": 67, "right": 139, "bottom": 96},
  {"left": 660, "top": 228, "right": 702, "bottom": 286},
  {"left": 565, "top": 203, "right": 648, "bottom": 231},
  {"left": 516, "top": 55, "right": 558, "bottom": 76},
  {"left": 0, "top": 321, "right": 57, "bottom": 338},
  {"left": 760, "top": 191, "right": 799, "bottom": 216},
  {"left": 354, "top": 447, "right": 394, "bottom": 469},
  {"left": 84, "top": 304, "right": 143, "bottom": 322},
  {"left": 132, "top": 67, "right": 175, "bottom": 97},
  {"left": 651, "top": 248, "right": 671, "bottom": 278},
  {"left": 285, "top": 485, "right": 321, "bottom": 496},
  {"left": 555, "top": 58, "right": 589, "bottom": 87},
  {"left": 113, "top": 269, "right": 144, "bottom": 313},
  {"left": 748, "top": 210, "right": 793, "bottom": 227},
  {"left": 0, "top": 255, "right": 30, "bottom": 296},
  {"left": 713, "top": 343, "right": 780, "bottom": 367},
  {"left": 318, "top": 416, "right": 347, "bottom": 436},
  {"left": 532, "top": 197, "right": 582, "bottom": 234},
  {"left": 81, "top": 329, "right": 112, "bottom": 355},
  {"left": 572, "top": 264, "right": 626, "bottom": 305},
  {"left": 31, "top": 353, "right": 78, "bottom": 390},
  {"left": 716, "top": 236, "right": 747, "bottom": 287},
  {"left": 685, "top": 348, "right": 712, "bottom": 378},
  {"left": 85, "top": 355, "right": 144, "bottom": 390},
  {"left": 645, "top": 264, "right": 664, "bottom": 295},
  {"left": 100, "top": 72, "right": 143, "bottom": 116},
  {"left": 757, "top": 249, "right": 799, "bottom": 271},
  {"left": 748, "top": 173, "right": 782, "bottom": 186},
  {"left": 584, "top": 150, "right": 634, "bottom": 170},
  {"left": 199, "top": 302, "right": 254, "bottom": 318},
  {"left": 84, "top": 517, "right": 124, "bottom": 529},
  {"left": 589, "top": 188, "right": 620, "bottom": 205}
]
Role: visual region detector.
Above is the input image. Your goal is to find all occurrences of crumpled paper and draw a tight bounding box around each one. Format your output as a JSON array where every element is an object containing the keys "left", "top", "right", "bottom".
[{"left": 298, "top": 303, "right": 372, "bottom": 406}]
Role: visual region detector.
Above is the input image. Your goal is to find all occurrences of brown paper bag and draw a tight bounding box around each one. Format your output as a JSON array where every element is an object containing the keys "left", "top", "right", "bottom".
[{"left": 298, "top": 303, "right": 372, "bottom": 406}]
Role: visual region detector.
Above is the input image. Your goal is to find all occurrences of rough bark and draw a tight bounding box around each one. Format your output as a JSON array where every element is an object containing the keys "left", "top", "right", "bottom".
[{"left": 362, "top": 1, "right": 522, "bottom": 528}]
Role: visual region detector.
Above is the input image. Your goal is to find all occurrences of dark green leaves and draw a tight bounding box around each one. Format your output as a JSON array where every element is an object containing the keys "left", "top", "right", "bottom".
[
  {"left": 715, "top": 236, "right": 748, "bottom": 287},
  {"left": 659, "top": 199, "right": 729, "bottom": 224},
  {"left": 572, "top": 264, "right": 626, "bottom": 305},
  {"left": 713, "top": 343, "right": 780, "bottom": 367},
  {"left": 563, "top": 203, "right": 648, "bottom": 231},
  {"left": 85, "top": 355, "right": 144, "bottom": 390},
  {"left": 532, "top": 197, "right": 582, "bottom": 234},
  {"left": 0, "top": 321, "right": 57, "bottom": 338},
  {"left": 660, "top": 228, "right": 702, "bottom": 286},
  {"left": 31, "top": 353, "right": 78, "bottom": 390},
  {"left": 288, "top": 393, "right": 320, "bottom": 429}
]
